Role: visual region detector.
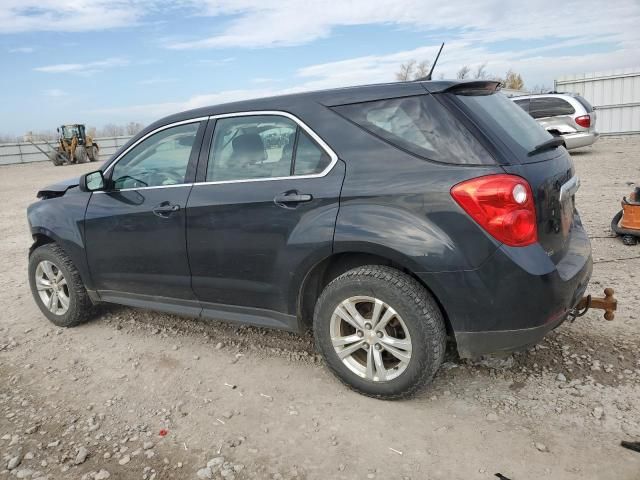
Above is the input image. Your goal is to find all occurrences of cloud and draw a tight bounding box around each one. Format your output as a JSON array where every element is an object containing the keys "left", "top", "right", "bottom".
[
  {"left": 43, "top": 88, "right": 68, "bottom": 97},
  {"left": 8, "top": 46, "right": 34, "bottom": 53},
  {"left": 0, "top": 1, "right": 145, "bottom": 34},
  {"left": 93, "top": 34, "right": 640, "bottom": 123},
  {"left": 167, "top": 0, "right": 640, "bottom": 50},
  {"left": 34, "top": 57, "right": 129, "bottom": 75}
]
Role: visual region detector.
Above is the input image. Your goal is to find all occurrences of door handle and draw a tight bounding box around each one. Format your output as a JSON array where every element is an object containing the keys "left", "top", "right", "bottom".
[
  {"left": 152, "top": 202, "right": 180, "bottom": 217},
  {"left": 274, "top": 191, "right": 313, "bottom": 207}
]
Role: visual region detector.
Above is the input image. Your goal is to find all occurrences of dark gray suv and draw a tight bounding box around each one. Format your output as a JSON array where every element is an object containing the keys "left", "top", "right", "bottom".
[{"left": 27, "top": 80, "right": 592, "bottom": 398}]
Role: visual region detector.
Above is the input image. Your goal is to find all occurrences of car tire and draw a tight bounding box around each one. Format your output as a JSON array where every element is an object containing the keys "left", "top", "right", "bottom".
[
  {"left": 313, "top": 265, "right": 446, "bottom": 399},
  {"left": 28, "top": 244, "right": 93, "bottom": 327}
]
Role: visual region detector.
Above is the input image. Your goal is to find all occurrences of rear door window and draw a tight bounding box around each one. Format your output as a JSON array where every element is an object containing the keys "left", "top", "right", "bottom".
[
  {"left": 206, "top": 115, "right": 333, "bottom": 182},
  {"left": 333, "top": 95, "right": 494, "bottom": 165},
  {"left": 529, "top": 97, "right": 575, "bottom": 118}
]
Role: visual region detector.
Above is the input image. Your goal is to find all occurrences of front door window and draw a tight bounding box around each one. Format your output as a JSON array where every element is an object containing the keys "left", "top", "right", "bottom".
[{"left": 111, "top": 122, "right": 200, "bottom": 189}]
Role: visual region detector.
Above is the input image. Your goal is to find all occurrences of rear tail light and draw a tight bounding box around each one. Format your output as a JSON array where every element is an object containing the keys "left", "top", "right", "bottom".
[
  {"left": 451, "top": 174, "right": 537, "bottom": 247},
  {"left": 575, "top": 115, "right": 591, "bottom": 128}
]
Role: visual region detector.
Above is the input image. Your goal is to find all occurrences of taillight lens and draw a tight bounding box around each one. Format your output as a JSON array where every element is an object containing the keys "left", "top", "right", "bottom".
[
  {"left": 575, "top": 115, "right": 591, "bottom": 128},
  {"left": 451, "top": 174, "right": 537, "bottom": 247}
]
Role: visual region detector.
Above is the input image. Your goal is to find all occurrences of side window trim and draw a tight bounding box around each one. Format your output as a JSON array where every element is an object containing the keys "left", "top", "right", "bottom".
[
  {"left": 197, "top": 110, "right": 338, "bottom": 186},
  {"left": 289, "top": 127, "right": 301, "bottom": 176}
]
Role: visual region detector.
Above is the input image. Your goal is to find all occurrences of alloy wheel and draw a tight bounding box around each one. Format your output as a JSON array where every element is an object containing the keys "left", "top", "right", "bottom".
[
  {"left": 329, "top": 296, "right": 412, "bottom": 382},
  {"left": 34, "top": 260, "right": 70, "bottom": 316}
]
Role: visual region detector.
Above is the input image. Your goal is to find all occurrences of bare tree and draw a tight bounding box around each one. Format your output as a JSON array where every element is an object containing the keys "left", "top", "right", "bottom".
[
  {"left": 126, "top": 122, "right": 144, "bottom": 136},
  {"left": 0, "top": 133, "right": 19, "bottom": 143},
  {"left": 503, "top": 69, "right": 525, "bottom": 90},
  {"left": 474, "top": 63, "right": 488, "bottom": 79},
  {"left": 414, "top": 61, "right": 430, "bottom": 79},
  {"left": 396, "top": 60, "right": 417, "bottom": 81},
  {"left": 100, "top": 124, "right": 125, "bottom": 137},
  {"left": 396, "top": 59, "right": 431, "bottom": 81},
  {"left": 456, "top": 65, "right": 471, "bottom": 79}
]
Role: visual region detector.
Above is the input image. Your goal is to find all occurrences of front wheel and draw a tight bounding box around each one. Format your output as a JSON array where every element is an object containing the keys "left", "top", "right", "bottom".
[
  {"left": 313, "top": 265, "right": 446, "bottom": 399},
  {"left": 28, "top": 244, "right": 93, "bottom": 327}
]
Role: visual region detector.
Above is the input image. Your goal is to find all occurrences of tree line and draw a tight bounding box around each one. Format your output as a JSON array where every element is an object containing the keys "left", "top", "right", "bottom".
[
  {"left": 0, "top": 122, "right": 145, "bottom": 144},
  {"left": 395, "top": 60, "right": 550, "bottom": 93}
]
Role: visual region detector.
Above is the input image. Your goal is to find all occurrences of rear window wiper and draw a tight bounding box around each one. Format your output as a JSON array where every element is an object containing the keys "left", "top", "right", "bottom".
[{"left": 528, "top": 137, "right": 564, "bottom": 156}]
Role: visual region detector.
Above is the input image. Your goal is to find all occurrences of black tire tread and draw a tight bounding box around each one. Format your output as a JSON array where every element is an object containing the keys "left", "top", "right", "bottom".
[
  {"left": 29, "top": 244, "right": 93, "bottom": 327},
  {"left": 313, "top": 265, "right": 446, "bottom": 400}
]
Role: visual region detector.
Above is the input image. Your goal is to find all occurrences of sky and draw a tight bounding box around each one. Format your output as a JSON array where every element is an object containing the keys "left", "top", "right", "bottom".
[{"left": 1, "top": 0, "right": 639, "bottom": 136}]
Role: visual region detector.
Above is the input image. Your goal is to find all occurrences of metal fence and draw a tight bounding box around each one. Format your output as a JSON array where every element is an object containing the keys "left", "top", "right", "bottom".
[
  {"left": 0, "top": 136, "right": 133, "bottom": 166},
  {"left": 555, "top": 68, "right": 640, "bottom": 135}
]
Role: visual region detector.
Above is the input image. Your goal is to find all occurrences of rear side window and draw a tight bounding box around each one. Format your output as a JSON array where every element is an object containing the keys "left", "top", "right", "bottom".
[
  {"left": 333, "top": 95, "right": 494, "bottom": 165},
  {"left": 455, "top": 91, "right": 551, "bottom": 155},
  {"left": 529, "top": 97, "right": 575, "bottom": 118}
]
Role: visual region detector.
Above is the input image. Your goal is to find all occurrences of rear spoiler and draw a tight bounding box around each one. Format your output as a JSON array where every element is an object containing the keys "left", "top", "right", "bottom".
[{"left": 440, "top": 80, "right": 502, "bottom": 95}]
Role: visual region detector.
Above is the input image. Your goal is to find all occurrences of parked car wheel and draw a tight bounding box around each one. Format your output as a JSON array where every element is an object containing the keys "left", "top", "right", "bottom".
[
  {"left": 28, "top": 244, "right": 93, "bottom": 327},
  {"left": 313, "top": 265, "right": 446, "bottom": 399}
]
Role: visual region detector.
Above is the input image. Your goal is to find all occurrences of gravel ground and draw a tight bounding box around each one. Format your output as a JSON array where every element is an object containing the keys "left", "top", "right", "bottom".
[{"left": 1, "top": 137, "right": 640, "bottom": 480}]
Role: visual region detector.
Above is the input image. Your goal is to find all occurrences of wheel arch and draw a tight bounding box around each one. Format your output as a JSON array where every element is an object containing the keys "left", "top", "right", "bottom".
[
  {"left": 28, "top": 227, "right": 97, "bottom": 300},
  {"left": 296, "top": 251, "right": 453, "bottom": 336},
  {"left": 29, "top": 232, "right": 56, "bottom": 256}
]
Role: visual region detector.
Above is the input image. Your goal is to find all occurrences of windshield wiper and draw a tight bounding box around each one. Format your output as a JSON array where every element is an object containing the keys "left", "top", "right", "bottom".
[{"left": 528, "top": 137, "right": 564, "bottom": 156}]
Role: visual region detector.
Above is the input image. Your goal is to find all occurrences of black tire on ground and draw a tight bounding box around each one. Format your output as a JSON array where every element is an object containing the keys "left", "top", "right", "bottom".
[
  {"left": 313, "top": 265, "right": 446, "bottom": 399},
  {"left": 48, "top": 150, "right": 64, "bottom": 166},
  {"left": 75, "top": 145, "right": 88, "bottom": 164},
  {"left": 28, "top": 244, "right": 94, "bottom": 327},
  {"left": 88, "top": 145, "right": 99, "bottom": 162}
]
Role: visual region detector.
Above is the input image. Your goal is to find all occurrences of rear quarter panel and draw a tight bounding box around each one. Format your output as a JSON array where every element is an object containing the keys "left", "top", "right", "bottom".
[{"left": 326, "top": 113, "right": 504, "bottom": 273}]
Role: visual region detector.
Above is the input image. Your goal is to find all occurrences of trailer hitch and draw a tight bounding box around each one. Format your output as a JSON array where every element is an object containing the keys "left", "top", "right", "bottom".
[{"left": 569, "top": 288, "right": 617, "bottom": 321}]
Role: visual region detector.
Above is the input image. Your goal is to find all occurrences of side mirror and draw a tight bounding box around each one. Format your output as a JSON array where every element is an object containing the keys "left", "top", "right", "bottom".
[{"left": 79, "top": 170, "right": 106, "bottom": 192}]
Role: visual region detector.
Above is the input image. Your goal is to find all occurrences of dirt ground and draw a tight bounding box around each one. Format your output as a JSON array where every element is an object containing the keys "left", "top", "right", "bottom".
[{"left": 1, "top": 137, "right": 640, "bottom": 480}]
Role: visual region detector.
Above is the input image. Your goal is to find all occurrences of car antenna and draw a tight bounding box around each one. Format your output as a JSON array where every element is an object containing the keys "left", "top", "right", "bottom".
[{"left": 416, "top": 42, "right": 444, "bottom": 81}]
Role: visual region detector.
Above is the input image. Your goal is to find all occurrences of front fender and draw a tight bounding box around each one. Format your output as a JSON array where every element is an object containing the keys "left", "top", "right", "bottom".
[{"left": 27, "top": 190, "right": 93, "bottom": 290}]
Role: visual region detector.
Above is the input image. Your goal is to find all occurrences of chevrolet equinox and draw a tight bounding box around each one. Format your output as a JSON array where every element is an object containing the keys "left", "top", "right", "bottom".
[{"left": 27, "top": 80, "right": 592, "bottom": 399}]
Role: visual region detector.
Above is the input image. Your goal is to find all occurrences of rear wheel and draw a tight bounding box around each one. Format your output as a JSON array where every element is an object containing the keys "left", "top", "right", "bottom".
[
  {"left": 88, "top": 145, "right": 99, "bottom": 162},
  {"left": 313, "top": 265, "right": 446, "bottom": 399},
  {"left": 28, "top": 244, "right": 93, "bottom": 327}
]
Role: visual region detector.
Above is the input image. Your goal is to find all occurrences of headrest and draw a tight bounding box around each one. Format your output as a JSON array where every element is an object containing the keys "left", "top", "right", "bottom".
[{"left": 232, "top": 133, "right": 264, "bottom": 153}]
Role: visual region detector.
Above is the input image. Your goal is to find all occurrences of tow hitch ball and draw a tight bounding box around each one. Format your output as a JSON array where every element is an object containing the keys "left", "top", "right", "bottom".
[{"left": 569, "top": 288, "right": 617, "bottom": 321}]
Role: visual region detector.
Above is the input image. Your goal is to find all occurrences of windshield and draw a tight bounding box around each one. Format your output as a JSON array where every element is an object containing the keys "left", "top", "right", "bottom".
[
  {"left": 454, "top": 91, "right": 552, "bottom": 154},
  {"left": 62, "top": 126, "right": 80, "bottom": 138}
]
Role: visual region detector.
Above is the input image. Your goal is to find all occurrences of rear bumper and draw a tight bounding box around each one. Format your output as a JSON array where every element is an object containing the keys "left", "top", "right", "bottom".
[
  {"left": 563, "top": 130, "right": 600, "bottom": 150},
  {"left": 454, "top": 310, "right": 569, "bottom": 358},
  {"left": 418, "top": 220, "right": 592, "bottom": 358}
]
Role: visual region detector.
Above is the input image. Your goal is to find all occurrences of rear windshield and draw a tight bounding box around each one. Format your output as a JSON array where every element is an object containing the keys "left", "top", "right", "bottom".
[
  {"left": 332, "top": 94, "right": 494, "bottom": 165},
  {"left": 455, "top": 91, "right": 552, "bottom": 153}
]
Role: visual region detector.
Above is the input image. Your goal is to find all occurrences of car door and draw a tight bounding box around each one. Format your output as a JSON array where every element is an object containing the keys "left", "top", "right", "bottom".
[
  {"left": 85, "top": 119, "right": 206, "bottom": 306},
  {"left": 186, "top": 112, "right": 345, "bottom": 329}
]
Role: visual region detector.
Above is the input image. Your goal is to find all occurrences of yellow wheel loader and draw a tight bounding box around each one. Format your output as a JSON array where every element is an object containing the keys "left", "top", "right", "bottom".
[{"left": 43, "top": 124, "right": 100, "bottom": 166}]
